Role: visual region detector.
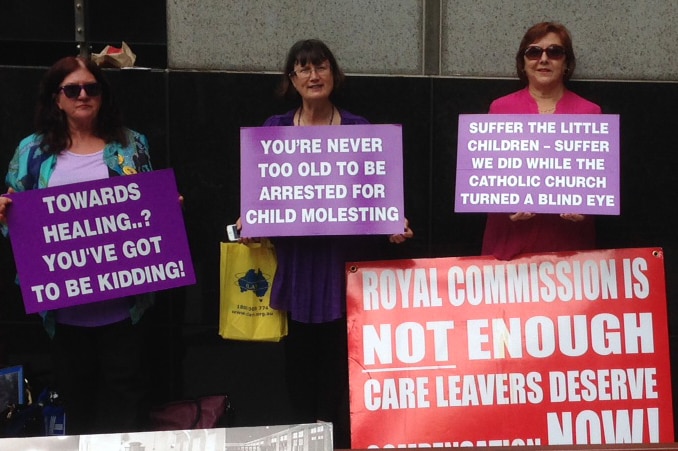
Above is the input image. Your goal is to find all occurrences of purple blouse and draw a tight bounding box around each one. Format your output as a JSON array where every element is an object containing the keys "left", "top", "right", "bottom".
[{"left": 262, "top": 108, "right": 375, "bottom": 323}]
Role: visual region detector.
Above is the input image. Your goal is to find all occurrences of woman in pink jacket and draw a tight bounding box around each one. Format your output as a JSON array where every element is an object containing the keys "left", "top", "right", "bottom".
[{"left": 482, "top": 22, "right": 601, "bottom": 260}]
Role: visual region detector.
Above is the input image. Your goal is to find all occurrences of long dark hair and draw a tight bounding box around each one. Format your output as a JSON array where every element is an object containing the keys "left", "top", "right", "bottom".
[
  {"left": 276, "top": 39, "right": 346, "bottom": 100},
  {"left": 515, "top": 22, "right": 576, "bottom": 85},
  {"left": 35, "top": 56, "right": 127, "bottom": 153}
]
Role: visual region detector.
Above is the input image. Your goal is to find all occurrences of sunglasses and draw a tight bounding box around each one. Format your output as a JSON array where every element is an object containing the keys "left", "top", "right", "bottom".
[
  {"left": 524, "top": 45, "right": 566, "bottom": 61},
  {"left": 58, "top": 82, "right": 102, "bottom": 99}
]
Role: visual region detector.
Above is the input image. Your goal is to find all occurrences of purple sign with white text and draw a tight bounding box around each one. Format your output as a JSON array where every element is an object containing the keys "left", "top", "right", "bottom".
[
  {"left": 455, "top": 114, "right": 620, "bottom": 214},
  {"left": 6, "top": 169, "right": 195, "bottom": 313},
  {"left": 240, "top": 124, "right": 404, "bottom": 237}
]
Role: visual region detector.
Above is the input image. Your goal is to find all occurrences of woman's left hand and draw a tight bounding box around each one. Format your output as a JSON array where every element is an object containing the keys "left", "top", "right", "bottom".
[
  {"left": 389, "top": 218, "right": 414, "bottom": 244},
  {"left": 560, "top": 213, "right": 585, "bottom": 222}
]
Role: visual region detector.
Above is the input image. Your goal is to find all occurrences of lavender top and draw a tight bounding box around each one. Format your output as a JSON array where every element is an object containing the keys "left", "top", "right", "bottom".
[{"left": 48, "top": 149, "right": 133, "bottom": 327}]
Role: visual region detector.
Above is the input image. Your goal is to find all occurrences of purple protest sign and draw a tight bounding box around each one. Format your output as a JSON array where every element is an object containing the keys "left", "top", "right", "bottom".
[
  {"left": 240, "top": 124, "right": 404, "bottom": 237},
  {"left": 6, "top": 169, "right": 195, "bottom": 313},
  {"left": 455, "top": 114, "right": 620, "bottom": 214}
]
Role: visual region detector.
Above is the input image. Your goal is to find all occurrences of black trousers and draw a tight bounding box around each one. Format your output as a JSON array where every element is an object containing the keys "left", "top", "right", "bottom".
[
  {"left": 52, "top": 318, "right": 149, "bottom": 435},
  {"left": 284, "top": 318, "right": 351, "bottom": 448}
]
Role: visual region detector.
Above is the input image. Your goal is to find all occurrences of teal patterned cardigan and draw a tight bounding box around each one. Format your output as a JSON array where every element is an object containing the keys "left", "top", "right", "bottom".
[{"left": 3, "top": 129, "right": 154, "bottom": 337}]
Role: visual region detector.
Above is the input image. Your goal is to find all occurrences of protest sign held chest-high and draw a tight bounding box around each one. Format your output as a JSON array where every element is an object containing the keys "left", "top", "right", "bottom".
[
  {"left": 6, "top": 169, "right": 195, "bottom": 313},
  {"left": 240, "top": 124, "right": 405, "bottom": 237},
  {"left": 455, "top": 114, "right": 620, "bottom": 214}
]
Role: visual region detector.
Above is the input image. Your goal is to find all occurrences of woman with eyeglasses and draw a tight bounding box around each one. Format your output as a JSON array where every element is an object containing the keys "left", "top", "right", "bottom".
[
  {"left": 264, "top": 38, "right": 368, "bottom": 127},
  {"left": 238, "top": 39, "right": 412, "bottom": 447},
  {"left": 481, "top": 22, "right": 601, "bottom": 260},
  {"left": 0, "top": 56, "right": 154, "bottom": 434}
]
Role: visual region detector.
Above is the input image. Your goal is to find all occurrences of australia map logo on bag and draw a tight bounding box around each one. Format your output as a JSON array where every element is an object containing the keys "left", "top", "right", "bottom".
[
  {"left": 220, "top": 241, "right": 287, "bottom": 341},
  {"left": 236, "top": 268, "right": 271, "bottom": 299}
]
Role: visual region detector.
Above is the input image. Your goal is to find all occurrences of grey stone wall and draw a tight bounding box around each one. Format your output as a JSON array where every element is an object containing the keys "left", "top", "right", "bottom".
[
  {"left": 167, "top": 0, "right": 678, "bottom": 81},
  {"left": 167, "top": 0, "right": 423, "bottom": 74}
]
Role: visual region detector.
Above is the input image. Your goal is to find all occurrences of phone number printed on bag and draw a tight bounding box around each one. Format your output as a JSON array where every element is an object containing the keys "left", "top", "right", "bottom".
[{"left": 235, "top": 304, "right": 276, "bottom": 314}]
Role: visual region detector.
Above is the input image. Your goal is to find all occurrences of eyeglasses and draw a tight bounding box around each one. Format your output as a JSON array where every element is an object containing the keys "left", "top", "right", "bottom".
[
  {"left": 58, "top": 82, "right": 102, "bottom": 99},
  {"left": 289, "top": 65, "right": 330, "bottom": 79},
  {"left": 524, "top": 45, "right": 566, "bottom": 61}
]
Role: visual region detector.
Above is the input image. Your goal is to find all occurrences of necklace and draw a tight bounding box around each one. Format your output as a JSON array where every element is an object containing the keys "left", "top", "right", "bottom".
[
  {"left": 529, "top": 85, "right": 563, "bottom": 115},
  {"left": 297, "top": 105, "right": 335, "bottom": 126}
]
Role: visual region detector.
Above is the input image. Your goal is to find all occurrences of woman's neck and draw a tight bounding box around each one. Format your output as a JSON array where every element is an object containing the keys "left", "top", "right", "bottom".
[
  {"left": 529, "top": 84, "right": 565, "bottom": 114},
  {"left": 297, "top": 101, "right": 335, "bottom": 126},
  {"left": 67, "top": 126, "right": 105, "bottom": 155},
  {"left": 529, "top": 83, "right": 565, "bottom": 100}
]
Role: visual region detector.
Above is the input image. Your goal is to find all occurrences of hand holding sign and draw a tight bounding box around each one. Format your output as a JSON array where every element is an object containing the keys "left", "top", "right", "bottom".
[{"left": 0, "top": 188, "right": 14, "bottom": 226}]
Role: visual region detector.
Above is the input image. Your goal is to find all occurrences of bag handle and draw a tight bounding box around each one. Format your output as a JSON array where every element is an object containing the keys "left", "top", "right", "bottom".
[{"left": 241, "top": 238, "right": 274, "bottom": 250}]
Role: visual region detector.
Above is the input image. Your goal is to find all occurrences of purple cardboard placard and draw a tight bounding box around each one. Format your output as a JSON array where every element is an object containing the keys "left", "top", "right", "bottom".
[
  {"left": 6, "top": 169, "right": 195, "bottom": 314},
  {"left": 240, "top": 124, "right": 405, "bottom": 237},
  {"left": 455, "top": 114, "right": 620, "bottom": 214}
]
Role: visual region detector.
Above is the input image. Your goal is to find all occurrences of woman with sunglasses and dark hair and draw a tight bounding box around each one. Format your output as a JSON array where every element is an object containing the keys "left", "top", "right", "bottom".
[
  {"left": 481, "top": 22, "right": 601, "bottom": 260},
  {"left": 238, "top": 39, "right": 412, "bottom": 447},
  {"left": 0, "top": 56, "right": 153, "bottom": 434}
]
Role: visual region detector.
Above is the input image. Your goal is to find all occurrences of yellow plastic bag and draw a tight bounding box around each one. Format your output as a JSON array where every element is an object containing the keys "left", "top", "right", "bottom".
[{"left": 219, "top": 239, "right": 287, "bottom": 341}]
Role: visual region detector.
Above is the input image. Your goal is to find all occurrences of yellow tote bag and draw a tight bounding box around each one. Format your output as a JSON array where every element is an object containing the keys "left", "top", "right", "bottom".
[{"left": 219, "top": 239, "right": 288, "bottom": 342}]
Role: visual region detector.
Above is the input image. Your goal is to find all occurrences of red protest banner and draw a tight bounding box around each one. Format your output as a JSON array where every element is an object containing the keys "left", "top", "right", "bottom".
[{"left": 346, "top": 248, "right": 673, "bottom": 448}]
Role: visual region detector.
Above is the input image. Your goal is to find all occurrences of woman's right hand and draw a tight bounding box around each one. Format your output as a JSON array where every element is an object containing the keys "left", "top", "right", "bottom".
[
  {"left": 235, "top": 217, "right": 261, "bottom": 244},
  {"left": 509, "top": 212, "right": 535, "bottom": 221},
  {"left": 0, "top": 188, "right": 15, "bottom": 225}
]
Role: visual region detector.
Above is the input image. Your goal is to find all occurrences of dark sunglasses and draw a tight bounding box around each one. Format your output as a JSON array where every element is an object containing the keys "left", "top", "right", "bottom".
[
  {"left": 58, "top": 82, "right": 102, "bottom": 99},
  {"left": 524, "top": 45, "right": 566, "bottom": 61}
]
